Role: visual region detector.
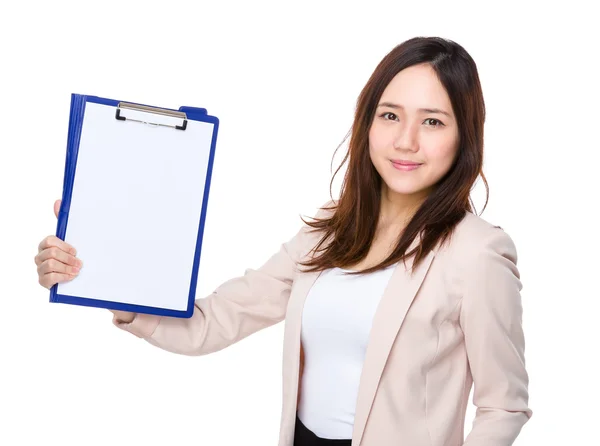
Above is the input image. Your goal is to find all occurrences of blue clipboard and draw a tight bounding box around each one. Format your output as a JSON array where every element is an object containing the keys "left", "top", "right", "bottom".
[{"left": 50, "top": 94, "right": 219, "bottom": 318}]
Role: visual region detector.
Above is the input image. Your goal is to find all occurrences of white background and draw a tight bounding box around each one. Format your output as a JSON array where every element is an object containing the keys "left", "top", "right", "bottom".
[{"left": 1, "top": 1, "right": 598, "bottom": 445}]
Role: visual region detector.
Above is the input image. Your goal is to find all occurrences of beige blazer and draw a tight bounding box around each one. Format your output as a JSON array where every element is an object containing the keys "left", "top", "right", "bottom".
[{"left": 114, "top": 200, "right": 532, "bottom": 445}]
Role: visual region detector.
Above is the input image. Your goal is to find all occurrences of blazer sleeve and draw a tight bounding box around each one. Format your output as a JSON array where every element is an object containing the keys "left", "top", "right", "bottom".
[
  {"left": 459, "top": 227, "right": 533, "bottom": 445},
  {"left": 112, "top": 203, "right": 329, "bottom": 356}
]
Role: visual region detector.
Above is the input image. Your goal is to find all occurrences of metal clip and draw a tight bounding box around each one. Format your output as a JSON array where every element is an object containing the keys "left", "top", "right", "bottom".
[{"left": 115, "top": 102, "right": 188, "bottom": 130}]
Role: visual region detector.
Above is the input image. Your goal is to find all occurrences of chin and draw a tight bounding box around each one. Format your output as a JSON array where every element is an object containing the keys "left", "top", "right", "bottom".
[
  {"left": 386, "top": 185, "right": 426, "bottom": 196},
  {"left": 381, "top": 177, "right": 435, "bottom": 197}
]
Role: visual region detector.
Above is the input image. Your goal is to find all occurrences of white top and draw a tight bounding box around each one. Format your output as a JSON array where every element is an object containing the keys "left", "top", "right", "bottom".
[{"left": 297, "top": 264, "right": 397, "bottom": 439}]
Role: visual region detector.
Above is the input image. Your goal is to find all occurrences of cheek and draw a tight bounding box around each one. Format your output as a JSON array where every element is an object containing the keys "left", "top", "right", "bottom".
[
  {"left": 368, "top": 127, "right": 388, "bottom": 157},
  {"left": 422, "top": 132, "right": 459, "bottom": 168},
  {"left": 430, "top": 144, "right": 458, "bottom": 168}
]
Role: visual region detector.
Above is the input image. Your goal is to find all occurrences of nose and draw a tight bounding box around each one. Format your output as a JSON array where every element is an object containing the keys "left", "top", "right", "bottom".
[{"left": 392, "top": 120, "right": 419, "bottom": 152}]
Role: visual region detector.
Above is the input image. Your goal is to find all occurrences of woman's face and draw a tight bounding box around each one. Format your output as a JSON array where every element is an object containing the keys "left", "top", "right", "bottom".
[{"left": 369, "top": 63, "right": 460, "bottom": 203}]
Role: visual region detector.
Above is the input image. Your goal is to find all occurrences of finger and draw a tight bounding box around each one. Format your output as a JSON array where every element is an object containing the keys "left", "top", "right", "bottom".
[
  {"left": 38, "top": 235, "right": 76, "bottom": 256},
  {"left": 54, "top": 200, "right": 62, "bottom": 219},
  {"left": 35, "top": 247, "right": 82, "bottom": 268},
  {"left": 38, "top": 258, "right": 81, "bottom": 276},
  {"left": 39, "top": 272, "right": 77, "bottom": 289}
]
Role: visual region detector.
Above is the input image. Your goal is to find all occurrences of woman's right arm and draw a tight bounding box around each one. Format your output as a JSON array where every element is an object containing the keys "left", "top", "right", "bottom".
[{"left": 37, "top": 199, "right": 331, "bottom": 356}]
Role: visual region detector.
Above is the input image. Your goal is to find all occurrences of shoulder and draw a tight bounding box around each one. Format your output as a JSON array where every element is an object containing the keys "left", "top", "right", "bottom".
[
  {"left": 442, "top": 211, "right": 519, "bottom": 266},
  {"left": 434, "top": 213, "right": 523, "bottom": 302}
]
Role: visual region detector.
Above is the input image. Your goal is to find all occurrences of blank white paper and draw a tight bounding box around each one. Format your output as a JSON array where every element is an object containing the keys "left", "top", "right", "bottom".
[{"left": 56, "top": 102, "right": 214, "bottom": 311}]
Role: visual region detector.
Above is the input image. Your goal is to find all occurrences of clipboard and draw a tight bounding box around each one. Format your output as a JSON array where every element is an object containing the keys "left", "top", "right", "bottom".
[{"left": 50, "top": 94, "right": 219, "bottom": 318}]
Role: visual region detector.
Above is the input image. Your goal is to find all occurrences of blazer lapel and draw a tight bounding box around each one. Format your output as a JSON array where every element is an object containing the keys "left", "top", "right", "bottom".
[
  {"left": 279, "top": 268, "right": 323, "bottom": 446},
  {"left": 352, "top": 234, "right": 437, "bottom": 446}
]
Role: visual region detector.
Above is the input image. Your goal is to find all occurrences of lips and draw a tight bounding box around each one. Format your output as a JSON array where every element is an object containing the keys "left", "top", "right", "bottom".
[
  {"left": 391, "top": 160, "right": 422, "bottom": 171},
  {"left": 391, "top": 160, "right": 422, "bottom": 166}
]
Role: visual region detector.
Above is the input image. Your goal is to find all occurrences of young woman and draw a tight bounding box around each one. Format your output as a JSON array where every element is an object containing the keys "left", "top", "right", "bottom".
[{"left": 35, "top": 36, "right": 532, "bottom": 446}]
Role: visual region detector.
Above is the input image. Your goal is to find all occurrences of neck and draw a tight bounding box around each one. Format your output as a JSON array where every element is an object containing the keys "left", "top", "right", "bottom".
[{"left": 378, "top": 185, "right": 430, "bottom": 230}]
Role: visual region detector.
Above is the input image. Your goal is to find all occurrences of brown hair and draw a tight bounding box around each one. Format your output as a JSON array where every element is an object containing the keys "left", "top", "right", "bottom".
[{"left": 298, "top": 36, "right": 488, "bottom": 275}]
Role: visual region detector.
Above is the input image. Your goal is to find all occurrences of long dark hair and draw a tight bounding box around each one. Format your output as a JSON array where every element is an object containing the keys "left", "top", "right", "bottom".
[{"left": 298, "top": 36, "right": 488, "bottom": 275}]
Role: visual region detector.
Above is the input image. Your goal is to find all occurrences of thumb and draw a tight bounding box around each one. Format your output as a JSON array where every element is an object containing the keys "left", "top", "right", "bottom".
[{"left": 54, "top": 199, "right": 61, "bottom": 219}]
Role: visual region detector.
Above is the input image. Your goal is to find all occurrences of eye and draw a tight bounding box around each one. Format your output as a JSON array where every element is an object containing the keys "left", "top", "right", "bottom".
[
  {"left": 380, "top": 112, "right": 398, "bottom": 121},
  {"left": 424, "top": 118, "right": 444, "bottom": 127}
]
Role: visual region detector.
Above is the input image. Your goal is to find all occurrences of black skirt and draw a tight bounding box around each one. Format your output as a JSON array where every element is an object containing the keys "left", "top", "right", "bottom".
[{"left": 293, "top": 414, "right": 352, "bottom": 446}]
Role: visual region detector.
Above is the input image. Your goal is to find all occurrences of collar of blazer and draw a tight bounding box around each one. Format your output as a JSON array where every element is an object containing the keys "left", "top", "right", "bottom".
[{"left": 280, "top": 228, "right": 439, "bottom": 446}]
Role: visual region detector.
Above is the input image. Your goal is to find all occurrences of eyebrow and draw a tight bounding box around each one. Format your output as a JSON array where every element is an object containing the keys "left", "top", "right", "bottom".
[{"left": 377, "top": 102, "right": 452, "bottom": 118}]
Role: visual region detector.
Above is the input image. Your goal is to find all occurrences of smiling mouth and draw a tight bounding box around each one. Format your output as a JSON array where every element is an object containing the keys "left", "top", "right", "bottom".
[
  {"left": 391, "top": 160, "right": 422, "bottom": 171},
  {"left": 391, "top": 160, "right": 422, "bottom": 166}
]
